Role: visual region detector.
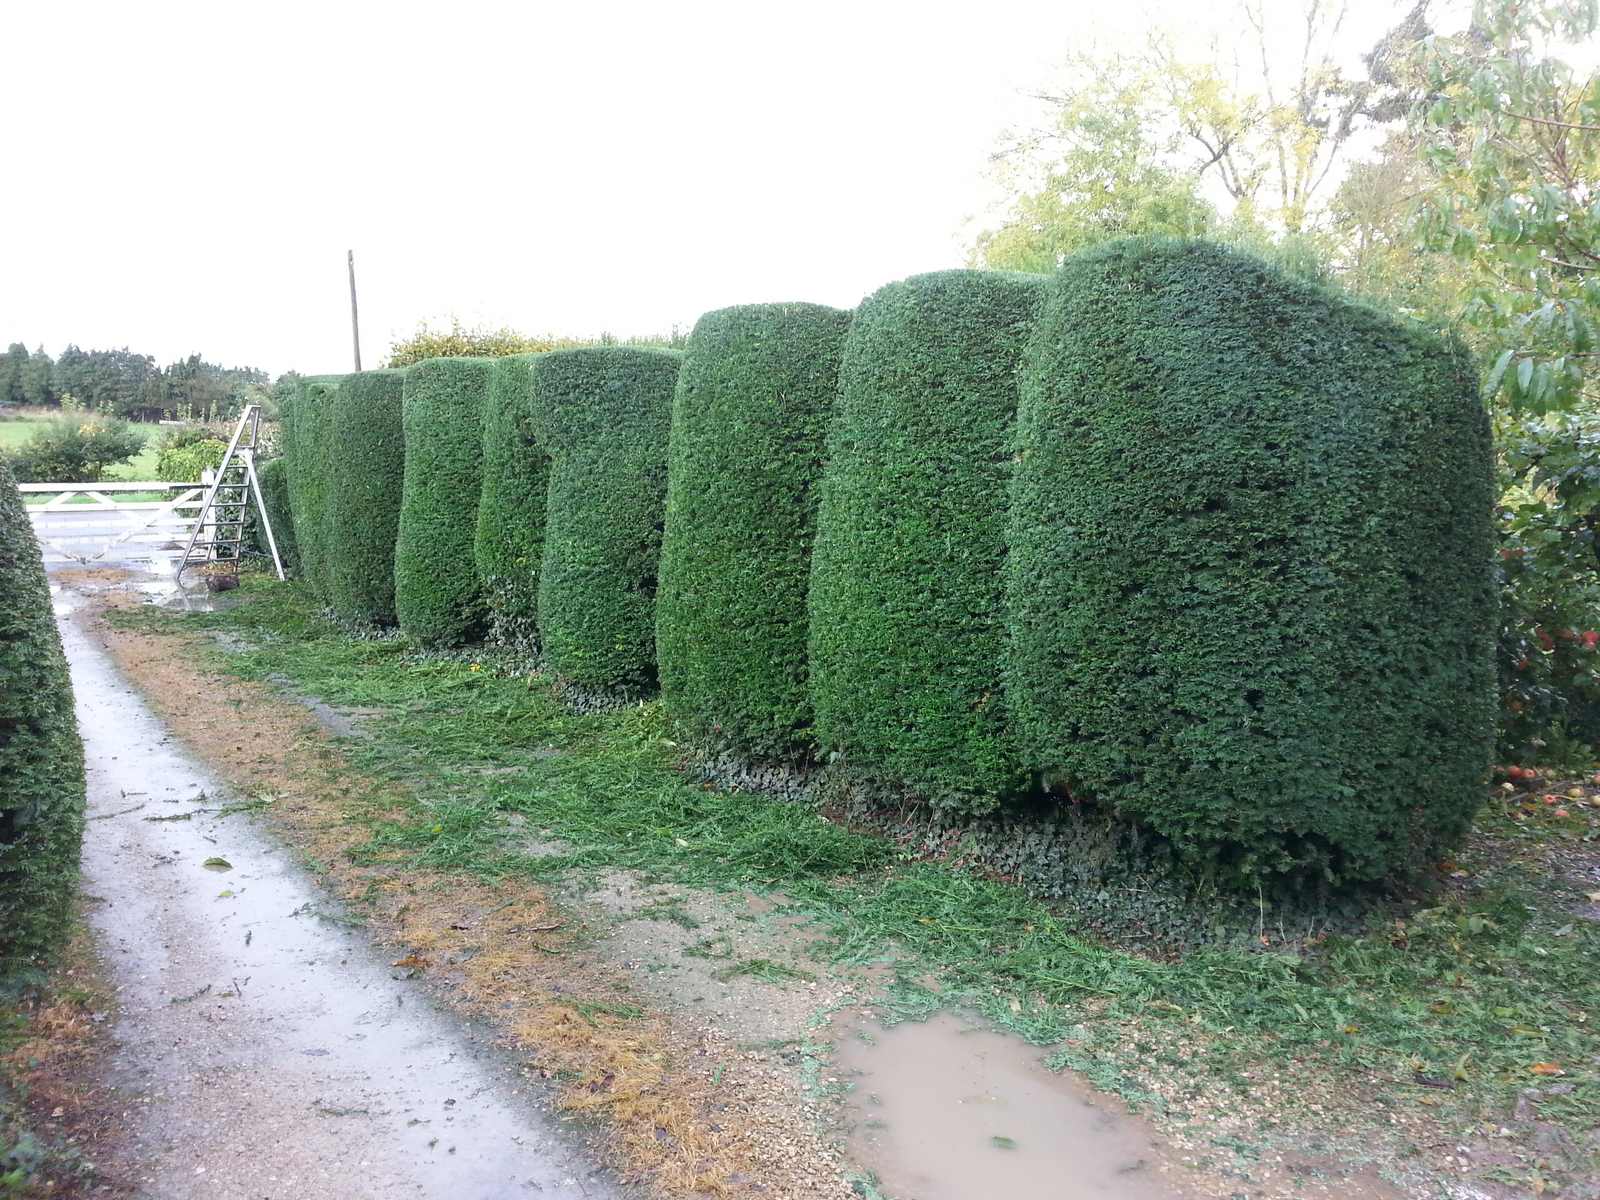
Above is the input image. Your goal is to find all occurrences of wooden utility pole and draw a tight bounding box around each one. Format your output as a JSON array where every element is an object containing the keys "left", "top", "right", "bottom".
[{"left": 347, "top": 249, "right": 362, "bottom": 371}]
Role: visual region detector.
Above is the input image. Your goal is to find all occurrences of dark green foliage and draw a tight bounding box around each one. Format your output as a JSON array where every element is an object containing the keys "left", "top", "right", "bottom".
[
  {"left": 1006, "top": 238, "right": 1496, "bottom": 886},
  {"left": 807, "top": 271, "right": 1046, "bottom": 814},
  {"left": 394, "top": 358, "right": 492, "bottom": 646},
  {"left": 326, "top": 370, "right": 406, "bottom": 626},
  {"left": 0, "top": 458, "right": 85, "bottom": 978},
  {"left": 254, "top": 457, "right": 298, "bottom": 574},
  {"left": 281, "top": 375, "right": 342, "bottom": 598},
  {"left": 657, "top": 303, "right": 852, "bottom": 762},
  {"left": 530, "top": 348, "right": 681, "bottom": 697},
  {"left": 474, "top": 354, "right": 547, "bottom": 645}
]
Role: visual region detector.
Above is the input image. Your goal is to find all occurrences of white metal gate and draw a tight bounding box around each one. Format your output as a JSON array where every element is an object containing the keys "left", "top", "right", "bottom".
[{"left": 23, "top": 482, "right": 206, "bottom": 569}]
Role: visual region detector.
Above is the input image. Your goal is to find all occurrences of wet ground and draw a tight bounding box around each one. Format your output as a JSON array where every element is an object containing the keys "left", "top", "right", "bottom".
[
  {"left": 56, "top": 585, "right": 625, "bottom": 1199},
  {"left": 835, "top": 1012, "right": 1185, "bottom": 1200},
  {"left": 44, "top": 566, "right": 1460, "bottom": 1200}
]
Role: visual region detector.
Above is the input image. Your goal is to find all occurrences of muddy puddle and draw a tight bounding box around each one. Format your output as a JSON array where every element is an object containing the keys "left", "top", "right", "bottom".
[
  {"left": 836, "top": 1012, "right": 1187, "bottom": 1200},
  {"left": 49, "top": 567, "right": 235, "bottom": 614}
]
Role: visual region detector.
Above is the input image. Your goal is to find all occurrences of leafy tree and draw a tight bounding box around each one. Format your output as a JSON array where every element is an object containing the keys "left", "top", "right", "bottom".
[
  {"left": 1412, "top": 0, "right": 1600, "bottom": 760},
  {"left": 1152, "top": 1, "right": 1428, "bottom": 235},
  {"left": 20, "top": 345, "right": 53, "bottom": 406},
  {"left": 0, "top": 344, "right": 27, "bottom": 406},
  {"left": 974, "top": 2, "right": 1431, "bottom": 265},
  {"left": 1324, "top": 131, "right": 1474, "bottom": 318},
  {"left": 1417, "top": 0, "right": 1599, "bottom": 413},
  {"left": 50, "top": 346, "right": 158, "bottom": 418},
  {"left": 158, "top": 354, "right": 268, "bottom": 421},
  {"left": 972, "top": 56, "right": 1217, "bottom": 271}
]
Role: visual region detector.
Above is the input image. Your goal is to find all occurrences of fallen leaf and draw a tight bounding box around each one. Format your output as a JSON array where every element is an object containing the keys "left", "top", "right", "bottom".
[
  {"left": 202, "top": 856, "right": 233, "bottom": 871},
  {"left": 1529, "top": 1062, "right": 1565, "bottom": 1077}
]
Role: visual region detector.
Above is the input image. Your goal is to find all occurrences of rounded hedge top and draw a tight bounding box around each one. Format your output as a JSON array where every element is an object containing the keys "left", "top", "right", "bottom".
[
  {"left": 1005, "top": 238, "right": 1495, "bottom": 886},
  {"left": 531, "top": 347, "right": 682, "bottom": 697},
  {"left": 394, "top": 357, "right": 493, "bottom": 647},
  {"left": 807, "top": 269, "right": 1047, "bottom": 813},
  {"left": 474, "top": 352, "right": 547, "bottom": 646},
  {"left": 0, "top": 456, "right": 86, "bottom": 975},
  {"left": 657, "top": 302, "right": 852, "bottom": 762},
  {"left": 326, "top": 369, "right": 407, "bottom": 626}
]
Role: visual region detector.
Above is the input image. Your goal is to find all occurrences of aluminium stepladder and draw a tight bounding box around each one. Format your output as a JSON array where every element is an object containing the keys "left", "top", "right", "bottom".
[{"left": 175, "top": 404, "right": 286, "bottom": 582}]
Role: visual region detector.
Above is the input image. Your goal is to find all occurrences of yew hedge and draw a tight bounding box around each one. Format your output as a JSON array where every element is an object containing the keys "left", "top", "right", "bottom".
[
  {"left": 531, "top": 347, "right": 681, "bottom": 698},
  {"left": 807, "top": 270, "right": 1046, "bottom": 814},
  {"left": 326, "top": 369, "right": 406, "bottom": 625},
  {"left": 0, "top": 457, "right": 86, "bottom": 976},
  {"left": 394, "top": 358, "right": 492, "bottom": 646},
  {"left": 657, "top": 303, "right": 852, "bottom": 762},
  {"left": 474, "top": 352, "right": 548, "bottom": 645},
  {"left": 1005, "top": 239, "right": 1496, "bottom": 886}
]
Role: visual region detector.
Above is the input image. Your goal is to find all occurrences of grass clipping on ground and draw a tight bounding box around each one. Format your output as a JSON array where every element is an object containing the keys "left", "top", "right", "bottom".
[{"left": 93, "top": 579, "right": 1600, "bottom": 1199}]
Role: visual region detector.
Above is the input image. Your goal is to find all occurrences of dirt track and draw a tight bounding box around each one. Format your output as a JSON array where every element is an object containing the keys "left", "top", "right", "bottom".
[{"left": 57, "top": 586, "right": 624, "bottom": 1199}]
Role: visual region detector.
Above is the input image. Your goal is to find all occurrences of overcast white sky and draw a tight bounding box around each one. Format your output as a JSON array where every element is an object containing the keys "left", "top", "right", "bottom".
[{"left": 2, "top": 0, "right": 1445, "bottom": 377}]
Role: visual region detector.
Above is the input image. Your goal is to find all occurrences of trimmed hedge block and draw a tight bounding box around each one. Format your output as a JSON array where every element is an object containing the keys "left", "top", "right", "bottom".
[
  {"left": 531, "top": 347, "right": 681, "bottom": 696},
  {"left": 327, "top": 369, "right": 406, "bottom": 625},
  {"left": 0, "top": 457, "right": 86, "bottom": 977},
  {"left": 252, "top": 457, "right": 298, "bottom": 573},
  {"left": 807, "top": 270, "right": 1046, "bottom": 813},
  {"left": 1006, "top": 238, "right": 1496, "bottom": 886},
  {"left": 474, "top": 353, "right": 548, "bottom": 644},
  {"left": 281, "top": 375, "right": 342, "bottom": 598},
  {"left": 395, "top": 358, "right": 493, "bottom": 646},
  {"left": 657, "top": 303, "right": 852, "bottom": 762}
]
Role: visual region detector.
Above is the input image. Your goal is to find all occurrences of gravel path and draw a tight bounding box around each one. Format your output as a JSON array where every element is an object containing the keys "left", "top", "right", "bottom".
[{"left": 58, "top": 589, "right": 622, "bottom": 1200}]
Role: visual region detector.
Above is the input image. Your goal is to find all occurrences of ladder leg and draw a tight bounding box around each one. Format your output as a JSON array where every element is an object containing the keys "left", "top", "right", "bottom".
[{"left": 245, "top": 453, "right": 285, "bottom": 581}]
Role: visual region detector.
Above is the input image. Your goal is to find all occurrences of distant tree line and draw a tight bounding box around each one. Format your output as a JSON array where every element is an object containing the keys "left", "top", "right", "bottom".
[{"left": 0, "top": 343, "right": 269, "bottom": 422}]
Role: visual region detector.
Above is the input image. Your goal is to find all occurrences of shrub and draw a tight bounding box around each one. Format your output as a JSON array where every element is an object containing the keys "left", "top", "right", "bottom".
[
  {"left": 155, "top": 434, "right": 228, "bottom": 481},
  {"left": 0, "top": 457, "right": 85, "bottom": 978},
  {"left": 326, "top": 370, "right": 406, "bottom": 625},
  {"left": 281, "top": 375, "right": 341, "bottom": 598},
  {"left": 1494, "top": 412, "right": 1600, "bottom": 761},
  {"left": 657, "top": 303, "right": 852, "bottom": 762},
  {"left": 4, "top": 417, "right": 145, "bottom": 483},
  {"left": 530, "top": 348, "right": 681, "bottom": 697},
  {"left": 807, "top": 271, "right": 1045, "bottom": 813},
  {"left": 387, "top": 320, "right": 581, "bottom": 368},
  {"left": 474, "top": 353, "right": 547, "bottom": 645},
  {"left": 252, "top": 456, "right": 298, "bottom": 574},
  {"left": 1005, "top": 238, "right": 1496, "bottom": 887},
  {"left": 394, "top": 358, "right": 493, "bottom": 646}
]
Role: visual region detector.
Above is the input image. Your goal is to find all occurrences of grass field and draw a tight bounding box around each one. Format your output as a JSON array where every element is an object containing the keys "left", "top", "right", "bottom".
[
  {"left": 0, "top": 413, "right": 163, "bottom": 482},
  {"left": 2, "top": 412, "right": 168, "bottom": 506},
  {"left": 105, "top": 579, "right": 1600, "bottom": 1195}
]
